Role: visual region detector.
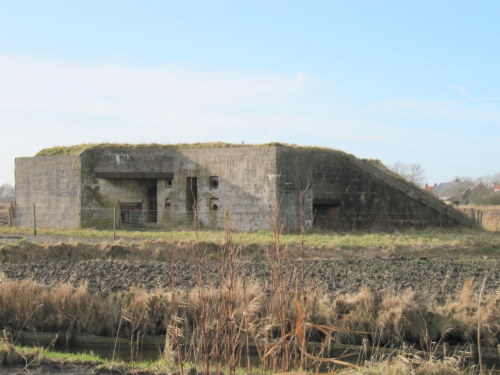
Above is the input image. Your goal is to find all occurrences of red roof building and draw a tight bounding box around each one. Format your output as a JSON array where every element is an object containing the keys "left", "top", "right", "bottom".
[{"left": 424, "top": 183, "right": 437, "bottom": 191}]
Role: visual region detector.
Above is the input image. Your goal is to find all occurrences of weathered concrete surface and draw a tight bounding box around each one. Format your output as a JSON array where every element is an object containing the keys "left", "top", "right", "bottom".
[
  {"left": 14, "top": 144, "right": 476, "bottom": 231},
  {"left": 14, "top": 156, "right": 81, "bottom": 228},
  {"left": 80, "top": 146, "right": 277, "bottom": 231},
  {"left": 275, "top": 147, "right": 476, "bottom": 231}
]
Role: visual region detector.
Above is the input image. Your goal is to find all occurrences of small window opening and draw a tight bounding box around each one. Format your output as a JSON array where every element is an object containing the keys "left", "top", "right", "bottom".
[
  {"left": 210, "top": 176, "right": 219, "bottom": 189},
  {"left": 210, "top": 198, "right": 219, "bottom": 211},
  {"left": 164, "top": 198, "right": 171, "bottom": 209},
  {"left": 165, "top": 178, "right": 173, "bottom": 189}
]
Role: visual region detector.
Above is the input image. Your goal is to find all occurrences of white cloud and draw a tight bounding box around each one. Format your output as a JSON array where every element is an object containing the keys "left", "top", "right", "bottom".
[
  {"left": 453, "top": 85, "right": 471, "bottom": 98},
  {"left": 0, "top": 55, "right": 320, "bottom": 183},
  {"left": 282, "top": 72, "right": 308, "bottom": 95},
  {"left": 0, "top": 56, "right": 309, "bottom": 126},
  {"left": 0, "top": 55, "right": 499, "bottom": 185}
]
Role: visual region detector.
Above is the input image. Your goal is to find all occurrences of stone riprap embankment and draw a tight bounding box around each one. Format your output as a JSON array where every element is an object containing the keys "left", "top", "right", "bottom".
[{"left": 1, "top": 258, "right": 498, "bottom": 295}]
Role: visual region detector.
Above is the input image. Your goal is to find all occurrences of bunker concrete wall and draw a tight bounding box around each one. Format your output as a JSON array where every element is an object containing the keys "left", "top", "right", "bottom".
[
  {"left": 80, "top": 146, "right": 278, "bottom": 231},
  {"left": 14, "top": 156, "right": 81, "bottom": 228},
  {"left": 79, "top": 148, "right": 175, "bottom": 227},
  {"left": 15, "top": 144, "right": 475, "bottom": 232},
  {"left": 176, "top": 147, "right": 277, "bottom": 231},
  {"left": 276, "top": 147, "right": 475, "bottom": 231}
]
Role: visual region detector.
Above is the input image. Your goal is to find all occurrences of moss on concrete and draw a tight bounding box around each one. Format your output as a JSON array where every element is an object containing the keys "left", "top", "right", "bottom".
[
  {"left": 36, "top": 142, "right": 282, "bottom": 156},
  {"left": 36, "top": 142, "right": 356, "bottom": 157}
]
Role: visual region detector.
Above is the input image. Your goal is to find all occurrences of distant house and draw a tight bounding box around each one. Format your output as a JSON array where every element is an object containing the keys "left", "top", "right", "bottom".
[
  {"left": 432, "top": 182, "right": 460, "bottom": 203},
  {"left": 424, "top": 183, "right": 437, "bottom": 192},
  {"left": 432, "top": 181, "right": 490, "bottom": 206},
  {"left": 493, "top": 184, "right": 500, "bottom": 192}
]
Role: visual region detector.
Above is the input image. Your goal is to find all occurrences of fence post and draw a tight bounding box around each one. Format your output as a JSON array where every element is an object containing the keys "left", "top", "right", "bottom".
[
  {"left": 113, "top": 203, "right": 117, "bottom": 241},
  {"left": 469, "top": 343, "right": 478, "bottom": 363},
  {"left": 8, "top": 202, "right": 13, "bottom": 227},
  {"left": 362, "top": 337, "right": 369, "bottom": 360},
  {"left": 443, "top": 342, "right": 449, "bottom": 358},
  {"left": 401, "top": 341, "right": 409, "bottom": 357},
  {"left": 33, "top": 203, "right": 37, "bottom": 236}
]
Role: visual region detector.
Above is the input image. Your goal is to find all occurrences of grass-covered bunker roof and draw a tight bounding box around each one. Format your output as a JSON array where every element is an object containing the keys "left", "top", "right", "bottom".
[
  {"left": 34, "top": 142, "right": 412, "bottom": 189},
  {"left": 36, "top": 142, "right": 353, "bottom": 156}
]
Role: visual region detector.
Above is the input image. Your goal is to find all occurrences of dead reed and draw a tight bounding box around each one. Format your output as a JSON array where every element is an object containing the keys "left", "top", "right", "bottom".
[
  {"left": 338, "top": 352, "right": 471, "bottom": 375},
  {"left": 0, "top": 276, "right": 498, "bottom": 372},
  {"left": 1, "top": 210, "right": 498, "bottom": 373}
]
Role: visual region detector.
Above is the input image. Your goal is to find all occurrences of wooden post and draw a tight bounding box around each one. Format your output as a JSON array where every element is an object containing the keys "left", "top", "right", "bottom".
[
  {"left": 362, "top": 338, "right": 369, "bottom": 360},
  {"left": 113, "top": 203, "right": 117, "bottom": 241},
  {"left": 469, "top": 343, "right": 478, "bottom": 363},
  {"left": 402, "top": 342, "right": 409, "bottom": 357},
  {"left": 32, "top": 203, "right": 36, "bottom": 236},
  {"left": 8, "top": 205, "right": 12, "bottom": 227},
  {"left": 136, "top": 329, "right": 141, "bottom": 355},
  {"left": 443, "top": 342, "right": 449, "bottom": 358},
  {"left": 65, "top": 328, "right": 74, "bottom": 348}
]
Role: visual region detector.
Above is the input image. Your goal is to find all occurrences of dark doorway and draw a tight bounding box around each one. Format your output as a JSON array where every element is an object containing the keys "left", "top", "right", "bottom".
[
  {"left": 146, "top": 180, "right": 157, "bottom": 223},
  {"left": 186, "top": 177, "right": 198, "bottom": 212},
  {"left": 313, "top": 199, "right": 341, "bottom": 230},
  {"left": 147, "top": 199, "right": 157, "bottom": 223},
  {"left": 120, "top": 203, "right": 143, "bottom": 226}
]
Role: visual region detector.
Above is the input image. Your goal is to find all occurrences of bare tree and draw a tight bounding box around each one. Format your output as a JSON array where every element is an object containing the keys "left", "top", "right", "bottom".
[
  {"left": 478, "top": 172, "right": 500, "bottom": 187},
  {"left": 389, "top": 162, "right": 425, "bottom": 186},
  {"left": 0, "top": 184, "right": 14, "bottom": 203}
]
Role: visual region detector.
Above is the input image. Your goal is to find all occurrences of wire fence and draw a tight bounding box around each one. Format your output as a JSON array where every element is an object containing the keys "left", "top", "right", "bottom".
[
  {"left": 0, "top": 205, "right": 11, "bottom": 227},
  {"left": 463, "top": 207, "right": 500, "bottom": 232},
  {"left": 10, "top": 204, "right": 273, "bottom": 233},
  {"left": 6, "top": 203, "right": 498, "bottom": 234}
]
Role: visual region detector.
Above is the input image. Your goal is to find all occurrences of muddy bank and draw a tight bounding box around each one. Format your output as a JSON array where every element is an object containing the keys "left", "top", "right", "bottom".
[
  {"left": 0, "top": 365, "right": 93, "bottom": 375},
  {"left": 1, "top": 258, "right": 498, "bottom": 295}
]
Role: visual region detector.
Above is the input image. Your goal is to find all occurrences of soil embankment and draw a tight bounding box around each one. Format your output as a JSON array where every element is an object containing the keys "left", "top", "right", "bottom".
[{"left": 1, "top": 258, "right": 498, "bottom": 295}]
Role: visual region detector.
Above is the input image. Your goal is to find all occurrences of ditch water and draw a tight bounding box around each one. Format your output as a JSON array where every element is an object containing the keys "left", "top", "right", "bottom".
[{"left": 12, "top": 332, "right": 500, "bottom": 374}]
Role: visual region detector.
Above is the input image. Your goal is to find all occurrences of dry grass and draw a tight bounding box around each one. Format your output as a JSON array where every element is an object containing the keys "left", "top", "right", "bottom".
[
  {"left": 1, "top": 215, "right": 498, "bottom": 373},
  {"left": 465, "top": 205, "right": 500, "bottom": 232},
  {"left": 0, "top": 341, "right": 25, "bottom": 366},
  {"left": 0, "top": 276, "right": 498, "bottom": 374},
  {"left": 0, "top": 279, "right": 498, "bottom": 348},
  {"left": 35, "top": 142, "right": 302, "bottom": 156},
  {"left": 0, "top": 203, "right": 10, "bottom": 227},
  {"left": 338, "top": 353, "right": 470, "bottom": 375},
  {"left": 0, "top": 239, "right": 201, "bottom": 263},
  {"left": 0, "top": 342, "right": 486, "bottom": 375}
]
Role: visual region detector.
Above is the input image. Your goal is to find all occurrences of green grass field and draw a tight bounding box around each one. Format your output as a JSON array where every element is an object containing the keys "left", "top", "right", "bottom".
[{"left": 1, "top": 226, "right": 499, "bottom": 258}]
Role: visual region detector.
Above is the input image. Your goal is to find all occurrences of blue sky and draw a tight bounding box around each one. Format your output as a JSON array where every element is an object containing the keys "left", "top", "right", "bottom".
[{"left": 1, "top": 0, "right": 499, "bottom": 186}]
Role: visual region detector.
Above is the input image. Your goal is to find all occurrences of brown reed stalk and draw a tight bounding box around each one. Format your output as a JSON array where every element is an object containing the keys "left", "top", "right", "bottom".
[
  {"left": 222, "top": 209, "right": 240, "bottom": 375},
  {"left": 477, "top": 273, "right": 487, "bottom": 375},
  {"left": 190, "top": 201, "right": 211, "bottom": 375}
]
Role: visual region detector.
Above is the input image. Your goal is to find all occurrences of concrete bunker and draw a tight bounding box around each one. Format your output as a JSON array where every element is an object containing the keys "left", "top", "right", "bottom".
[
  {"left": 13, "top": 143, "right": 478, "bottom": 231},
  {"left": 312, "top": 199, "right": 341, "bottom": 230},
  {"left": 94, "top": 172, "right": 172, "bottom": 226},
  {"left": 186, "top": 177, "right": 198, "bottom": 212}
]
